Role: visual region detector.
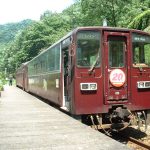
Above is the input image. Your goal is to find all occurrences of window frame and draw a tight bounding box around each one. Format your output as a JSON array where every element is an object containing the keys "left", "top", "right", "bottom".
[
  {"left": 132, "top": 32, "right": 150, "bottom": 68},
  {"left": 76, "top": 30, "right": 101, "bottom": 68}
]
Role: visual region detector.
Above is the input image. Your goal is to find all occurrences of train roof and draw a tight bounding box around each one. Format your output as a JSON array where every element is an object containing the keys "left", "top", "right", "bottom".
[
  {"left": 28, "top": 26, "right": 150, "bottom": 64},
  {"left": 22, "top": 61, "right": 29, "bottom": 65},
  {"left": 17, "top": 61, "right": 29, "bottom": 70},
  {"left": 74, "top": 26, "right": 150, "bottom": 35}
]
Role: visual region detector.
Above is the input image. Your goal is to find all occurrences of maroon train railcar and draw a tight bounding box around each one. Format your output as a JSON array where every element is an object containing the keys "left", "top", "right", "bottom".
[
  {"left": 16, "top": 62, "right": 28, "bottom": 91},
  {"left": 16, "top": 27, "right": 150, "bottom": 131}
]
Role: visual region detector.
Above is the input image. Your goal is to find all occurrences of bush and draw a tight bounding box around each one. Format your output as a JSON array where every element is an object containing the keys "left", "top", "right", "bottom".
[
  {"left": 0, "top": 72, "right": 6, "bottom": 91},
  {"left": 0, "top": 84, "right": 4, "bottom": 91}
]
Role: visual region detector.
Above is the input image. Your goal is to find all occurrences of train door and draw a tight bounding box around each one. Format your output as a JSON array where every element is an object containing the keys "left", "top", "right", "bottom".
[
  {"left": 62, "top": 47, "right": 70, "bottom": 110},
  {"left": 104, "top": 31, "right": 130, "bottom": 104}
]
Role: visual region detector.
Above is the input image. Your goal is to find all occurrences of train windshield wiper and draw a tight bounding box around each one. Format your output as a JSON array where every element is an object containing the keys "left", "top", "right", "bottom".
[{"left": 88, "top": 55, "right": 99, "bottom": 74}]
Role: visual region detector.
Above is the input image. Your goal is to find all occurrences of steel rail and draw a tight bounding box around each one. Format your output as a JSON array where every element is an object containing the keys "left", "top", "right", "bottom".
[
  {"left": 114, "top": 132, "right": 150, "bottom": 150},
  {"left": 128, "top": 136, "right": 150, "bottom": 150}
]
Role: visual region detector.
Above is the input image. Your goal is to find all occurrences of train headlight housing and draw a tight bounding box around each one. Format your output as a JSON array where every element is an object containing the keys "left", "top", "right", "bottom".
[
  {"left": 90, "top": 84, "right": 97, "bottom": 90},
  {"left": 80, "top": 83, "right": 97, "bottom": 91},
  {"left": 137, "top": 81, "right": 150, "bottom": 89},
  {"left": 138, "top": 82, "right": 144, "bottom": 88}
]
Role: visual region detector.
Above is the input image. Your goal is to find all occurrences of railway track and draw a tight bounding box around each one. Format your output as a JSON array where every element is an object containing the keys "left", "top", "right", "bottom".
[
  {"left": 108, "top": 127, "right": 150, "bottom": 150},
  {"left": 127, "top": 136, "right": 150, "bottom": 150},
  {"left": 90, "top": 122, "right": 150, "bottom": 149}
]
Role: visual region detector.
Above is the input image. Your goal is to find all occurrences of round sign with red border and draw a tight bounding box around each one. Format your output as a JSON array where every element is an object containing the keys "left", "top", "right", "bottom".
[{"left": 109, "top": 69, "right": 126, "bottom": 87}]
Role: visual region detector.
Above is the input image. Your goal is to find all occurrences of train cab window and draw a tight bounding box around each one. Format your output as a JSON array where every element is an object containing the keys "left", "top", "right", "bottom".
[
  {"left": 76, "top": 31, "right": 100, "bottom": 67},
  {"left": 132, "top": 33, "right": 150, "bottom": 67},
  {"left": 108, "top": 36, "right": 125, "bottom": 68}
]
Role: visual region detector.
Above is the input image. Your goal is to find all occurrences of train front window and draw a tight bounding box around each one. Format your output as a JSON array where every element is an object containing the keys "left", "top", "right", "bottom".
[
  {"left": 76, "top": 31, "right": 100, "bottom": 67},
  {"left": 132, "top": 33, "right": 150, "bottom": 67}
]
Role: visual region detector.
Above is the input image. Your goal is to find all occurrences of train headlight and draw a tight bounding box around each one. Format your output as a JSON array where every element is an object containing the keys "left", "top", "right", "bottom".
[{"left": 80, "top": 83, "right": 97, "bottom": 91}]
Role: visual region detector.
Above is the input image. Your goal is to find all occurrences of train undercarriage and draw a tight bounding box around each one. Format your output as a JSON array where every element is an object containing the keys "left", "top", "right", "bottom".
[{"left": 81, "top": 106, "right": 149, "bottom": 135}]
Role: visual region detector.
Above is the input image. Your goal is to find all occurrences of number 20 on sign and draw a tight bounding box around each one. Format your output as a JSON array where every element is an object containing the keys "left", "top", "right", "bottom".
[{"left": 109, "top": 69, "right": 126, "bottom": 87}]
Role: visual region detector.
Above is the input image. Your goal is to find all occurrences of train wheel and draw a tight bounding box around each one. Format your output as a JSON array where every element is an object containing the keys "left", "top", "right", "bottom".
[{"left": 135, "top": 111, "right": 147, "bottom": 132}]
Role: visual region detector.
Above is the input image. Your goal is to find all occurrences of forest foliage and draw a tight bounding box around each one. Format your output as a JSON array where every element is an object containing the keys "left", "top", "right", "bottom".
[
  {"left": 0, "top": 0, "right": 149, "bottom": 76},
  {"left": 0, "top": 19, "right": 33, "bottom": 51}
]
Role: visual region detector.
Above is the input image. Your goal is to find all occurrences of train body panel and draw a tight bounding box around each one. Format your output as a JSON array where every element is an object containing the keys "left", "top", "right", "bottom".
[
  {"left": 74, "top": 69, "right": 104, "bottom": 114},
  {"left": 129, "top": 32, "right": 150, "bottom": 110},
  {"left": 130, "top": 68, "right": 150, "bottom": 110},
  {"left": 16, "top": 27, "right": 150, "bottom": 129},
  {"left": 28, "top": 72, "right": 61, "bottom": 105}
]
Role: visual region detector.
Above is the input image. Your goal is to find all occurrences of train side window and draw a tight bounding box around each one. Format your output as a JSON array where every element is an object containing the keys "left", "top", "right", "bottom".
[
  {"left": 37, "top": 61, "right": 41, "bottom": 74},
  {"left": 132, "top": 33, "right": 150, "bottom": 67},
  {"left": 54, "top": 44, "right": 61, "bottom": 71},
  {"left": 40, "top": 61, "right": 44, "bottom": 72},
  {"left": 34, "top": 64, "right": 37, "bottom": 74},
  {"left": 45, "top": 51, "right": 49, "bottom": 72},
  {"left": 29, "top": 61, "right": 35, "bottom": 76},
  {"left": 48, "top": 48, "right": 55, "bottom": 71},
  {"left": 48, "top": 44, "right": 60, "bottom": 72},
  {"left": 30, "top": 62, "right": 34, "bottom": 75}
]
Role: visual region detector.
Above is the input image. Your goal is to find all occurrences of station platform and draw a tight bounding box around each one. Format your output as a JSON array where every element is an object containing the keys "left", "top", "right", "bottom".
[{"left": 0, "top": 85, "right": 131, "bottom": 150}]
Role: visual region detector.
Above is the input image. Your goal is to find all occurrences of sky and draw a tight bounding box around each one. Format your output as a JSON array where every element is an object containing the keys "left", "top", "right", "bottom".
[{"left": 0, "top": 0, "right": 74, "bottom": 24}]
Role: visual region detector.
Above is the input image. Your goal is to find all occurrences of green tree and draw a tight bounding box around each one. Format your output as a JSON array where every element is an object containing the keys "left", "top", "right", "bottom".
[
  {"left": 121, "top": 0, "right": 150, "bottom": 28},
  {"left": 81, "top": 0, "right": 131, "bottom": 26},
  {"left": 80, "top": 0, "right": 150, "bottom": 27},
  {"left": 6, "top": 12, "right": 73, "bottom": 73},
  {"left": 62, "top": 2, "right": 84, "bottom": 29},
  {"left": 144, "top": 26, "right": 150, "bottom": 33},
  {"left": 128, "top": 9, "right": 150, "bottom": 30},
  {"left": 2, "top": 0, "right": 150, "bottom": 75}
]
